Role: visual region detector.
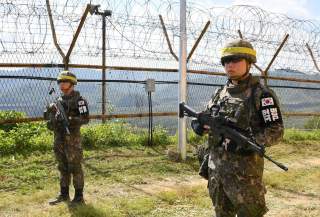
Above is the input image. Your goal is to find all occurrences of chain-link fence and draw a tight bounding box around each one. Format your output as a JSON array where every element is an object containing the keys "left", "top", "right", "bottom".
[
  {"left": 1, "top": 66, "right": 320, "bottom": 131},
  {"left": 1, "top": 0, "right": 320, "bottom": 131}
]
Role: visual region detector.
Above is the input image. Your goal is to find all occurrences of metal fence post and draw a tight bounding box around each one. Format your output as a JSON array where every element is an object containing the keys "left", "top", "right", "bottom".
[
  {"left": 90, "top": 6, "right": 112, "bottom": 123},
  {"left": 178, "top": 0, "right": 187, "bottom": 161},
  {"left": 102, "top": 13, "right": 107, "bottom": 123}
]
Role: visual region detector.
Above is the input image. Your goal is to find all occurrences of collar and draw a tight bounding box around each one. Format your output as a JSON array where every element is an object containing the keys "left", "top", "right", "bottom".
[
  {"left": 226, "top": 74, "right": 259, "bottom": 94},
  {"left": 62, "top": 90, "right": 79, "bottom": 100}
]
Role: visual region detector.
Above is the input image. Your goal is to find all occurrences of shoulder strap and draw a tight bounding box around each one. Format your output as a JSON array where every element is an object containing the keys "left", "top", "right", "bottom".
[{"left": 247, "top": 82, "right": 261, "bottom": 129}]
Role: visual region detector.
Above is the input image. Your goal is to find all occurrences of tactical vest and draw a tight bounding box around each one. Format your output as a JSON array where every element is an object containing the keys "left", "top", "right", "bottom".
[
  {"left": 56, "top": 90, "right": 84, "bottom": 130},
  {"left": 208, "top": 76, "right": 260, "bottom": 148},
  {"left": 57, "top": 92, "right": 81, "bottom": 118}
]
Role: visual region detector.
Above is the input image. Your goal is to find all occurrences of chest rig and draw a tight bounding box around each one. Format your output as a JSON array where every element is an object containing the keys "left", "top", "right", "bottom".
[
  {"left": 209, "top": 77, "right": 259, "bottom": 137},
  {"left": 56, "top": 91, "right": 81, "bottom": 118}
]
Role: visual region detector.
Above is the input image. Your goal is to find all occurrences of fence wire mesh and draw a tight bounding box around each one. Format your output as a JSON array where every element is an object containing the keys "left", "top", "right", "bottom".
[{"left": 0, "top": 0, "right": 320, "bottom": 131}]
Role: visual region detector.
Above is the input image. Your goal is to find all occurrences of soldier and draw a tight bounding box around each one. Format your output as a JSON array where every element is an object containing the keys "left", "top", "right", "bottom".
[
  {"left": 194, "top": 39, "right": 284, "bottom": 217},
  {"left": 44, "top": 70, "right": 89, "bottom": 205}
]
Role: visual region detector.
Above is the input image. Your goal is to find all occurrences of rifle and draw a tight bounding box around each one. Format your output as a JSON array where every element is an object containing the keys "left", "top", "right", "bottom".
[
  {"left": 179, "top": 102, "right": 288, "bottom": 171},
  {"left": 49, "top": 88, "right": 71, "bottom": 135}
]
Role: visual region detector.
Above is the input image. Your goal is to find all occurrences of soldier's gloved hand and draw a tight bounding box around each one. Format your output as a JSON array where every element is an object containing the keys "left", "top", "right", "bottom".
[
  {"left": 47, "top": 103, "right": 57, "bottom": 113},
  {"left": 191, "top": 118, "right": 205, "bottom": 136},
  {"left": 221, "top": 138, "right": 238, "bottom": 152}
]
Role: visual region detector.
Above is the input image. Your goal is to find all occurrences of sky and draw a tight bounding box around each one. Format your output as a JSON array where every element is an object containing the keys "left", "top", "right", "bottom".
[
  {"left": 204, "top": 0, "right": 320, "bottom": 20},
  {"left": 53, "top": 0, "right": 320, "bottom": 21}
]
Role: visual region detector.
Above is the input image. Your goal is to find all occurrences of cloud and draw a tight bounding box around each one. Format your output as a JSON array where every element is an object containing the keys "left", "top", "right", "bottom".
[{"left": 231, "top": 0, "right": 311, "bottom": 19}]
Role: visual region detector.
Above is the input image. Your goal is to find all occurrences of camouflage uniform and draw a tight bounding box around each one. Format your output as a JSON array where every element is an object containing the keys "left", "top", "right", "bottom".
[
  {"left": 206, "top": 75, "right": 284, "bottom": 217},
  {"left": 48, "top": 90, "right": 89, "bottom": 190},
  {"left": 45, "top": 71, "right": 89, "bottom": 204}
]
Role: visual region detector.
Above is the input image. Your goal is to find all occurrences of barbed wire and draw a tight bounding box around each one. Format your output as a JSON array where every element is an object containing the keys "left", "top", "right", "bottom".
[{"left": 0, "top": 0, "right": 320, "bottom": 74}]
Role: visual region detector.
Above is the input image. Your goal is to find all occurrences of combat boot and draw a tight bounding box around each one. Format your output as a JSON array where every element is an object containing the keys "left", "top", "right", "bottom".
[
  {"left": 71, "top": 188, "right": 85, "bottom": 205},
  {"left": 49, "top": 186, "right": 70, "bottom": 205}
]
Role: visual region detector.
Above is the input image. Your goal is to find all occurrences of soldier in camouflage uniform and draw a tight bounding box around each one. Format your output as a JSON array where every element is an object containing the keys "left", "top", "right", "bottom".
[
  {"left": 44, "top": 71, "right": 89, "bottom": 205},
  {"left": 194, "top": 39, "right": 284, "bottom": 217}
]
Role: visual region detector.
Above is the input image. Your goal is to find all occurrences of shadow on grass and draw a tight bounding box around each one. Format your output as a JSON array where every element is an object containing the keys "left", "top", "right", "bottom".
[
  {"left": 68, "top": 203, "right": 107, "bottom": 217},
  {"left": 270, "top": 186, "right": 320, "bottom": 200}
]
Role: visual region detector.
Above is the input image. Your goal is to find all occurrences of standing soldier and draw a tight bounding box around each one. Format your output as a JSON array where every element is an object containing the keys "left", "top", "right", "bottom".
[
  {"left": 44, "top": 70, "right": 89, "bottom": 205},
  {"left": 194, "top": 39, "right": 284, "bottom": 217}
]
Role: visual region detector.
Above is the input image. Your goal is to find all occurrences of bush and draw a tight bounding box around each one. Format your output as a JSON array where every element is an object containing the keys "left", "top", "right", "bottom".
[
  {"left": 0, "top": 122, "right": 52, "bottom": 156},
  {"left": 0, "top": 110, "right": 26, "bottom": 131},
  {"left": 304, "top": 117, "right": 320, "bottom": 129},
  {"left": 0, "top": 111, "right": 52, "bottom": 155},
  {"left": 82, "top": 122, "right": 173, "bottom": 148},
  {"left": 283, "top": 129, "right": 320, "bottom": 142},
  {"left": 81, "top": 122, "right": 140, "bottom": 148},
  {"left": 0, "top": 129, "right": 15, "bottom": 155},
  {"left": 0, "top": 118, "right": 173, "bottom": 156},
  {"left": 136, "top": 126, "right": 174, "bottom": 147}
]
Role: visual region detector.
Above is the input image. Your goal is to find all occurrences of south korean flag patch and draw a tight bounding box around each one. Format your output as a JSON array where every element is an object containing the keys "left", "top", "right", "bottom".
[
  {"left": 78, "top": 98, "right": 88, "bottom": 115},
  {"left": 261, "top": 97, "right": 274, "bottom": 107},
  {"left": 259, "top": 92, "right": 282, "bottom": 126}
]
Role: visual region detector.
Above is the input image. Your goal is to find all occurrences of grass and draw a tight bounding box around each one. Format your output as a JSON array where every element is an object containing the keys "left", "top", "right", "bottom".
[{"left": 0, "top": 128, "right": 319, "bottom": 216}]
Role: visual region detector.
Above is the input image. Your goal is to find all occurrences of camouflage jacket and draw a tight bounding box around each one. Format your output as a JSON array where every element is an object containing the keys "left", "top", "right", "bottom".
[
  {"left": 206, "top": 74, "right": 284, "bottom": 178},
  {"left": 44, "top": 90, "right": 89, "bottom": 137}
]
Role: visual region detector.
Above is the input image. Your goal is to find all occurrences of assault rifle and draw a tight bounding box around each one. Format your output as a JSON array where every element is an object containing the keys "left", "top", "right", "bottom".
[
  {"left": 179, "top": 102, "right": 288, "bottom": 171},
  {"left": 49, "top": 88, "right": 71, "bottom": 135}
]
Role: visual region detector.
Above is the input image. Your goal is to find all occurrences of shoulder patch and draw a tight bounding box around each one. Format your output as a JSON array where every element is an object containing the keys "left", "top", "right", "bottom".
[
  {"left": 259, "top": 91, "right": 282, "bottom": 126},
  {"left": 77, "top": 97, "right": 89, "bottom": 115},
  {"left": 261, "top": 97, "right": 274, "bottom": 107}
]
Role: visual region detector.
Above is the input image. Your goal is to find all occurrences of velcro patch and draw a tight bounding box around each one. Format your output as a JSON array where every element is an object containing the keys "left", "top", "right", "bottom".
[
  {"left": 79, "top": 105, "right": 88, "bottom": 114},
  {"left": 262, "top": 107, "right": 279, "bottom": 123},
  {"left": 78, "top": 100, "right": 85, "bottom": 106},
  {"left": 77, "top": 99, "right": 88, "bottom": 115}
]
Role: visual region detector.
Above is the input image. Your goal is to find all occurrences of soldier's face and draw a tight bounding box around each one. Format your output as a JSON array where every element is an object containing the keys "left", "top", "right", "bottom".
[
  {"left": 59, "top": 81, "right": 74, "bottom": 95},
  {"left": 224, "top": 59, "right": 249, "bottom": 80}
]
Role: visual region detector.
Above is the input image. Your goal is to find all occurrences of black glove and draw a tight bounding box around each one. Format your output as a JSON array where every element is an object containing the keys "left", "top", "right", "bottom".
[
  {"left": 191, "top": 118, "right": 205, "bottom": 136},
  {"left": 221, "top": 138, "right": 238, "bottom": 152}
]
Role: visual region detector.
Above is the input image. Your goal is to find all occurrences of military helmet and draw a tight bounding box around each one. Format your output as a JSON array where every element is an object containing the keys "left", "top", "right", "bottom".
[
  {"left": 221, "top": 39, "right": 257, "bottom": 65},
  {"left": 57, "top": 70, "right": 77, "bottom": 85}
]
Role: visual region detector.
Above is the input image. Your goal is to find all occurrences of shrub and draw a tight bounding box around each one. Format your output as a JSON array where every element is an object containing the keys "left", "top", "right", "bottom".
[
  {"left": 82, "top": 122, "right": 173, "bottom": 148},
  {"left": 136, "top": 126, "right": 174, "bottom": 147},
  {"left": 1, "top": 118, "right": 174, "bottom": 156},
  {"left": 0, "top": 122, "right": 52, "bottom": 156},
  {"left": 0, "top": 110, "right": 26, "bottom": 131},
  {"left": 304, "top": 117, "right": 320, "bottom": 129},
  {"left": 283, "top": 128, "right": 320, "bottom": 142}
]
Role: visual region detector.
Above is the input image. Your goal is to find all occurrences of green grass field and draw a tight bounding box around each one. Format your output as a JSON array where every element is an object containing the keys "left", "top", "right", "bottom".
[{"left": 0, "top": 127, "right": 319, "bottom": 217}]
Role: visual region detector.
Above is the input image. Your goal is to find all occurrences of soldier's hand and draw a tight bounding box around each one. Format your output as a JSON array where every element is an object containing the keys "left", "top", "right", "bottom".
[
  {"left": 203, "top": 125, "right": 210, "bottom": 130},
  {"left": 47, "top": 103, "right": 57, "bottom": 114},
  {"left": 191, "top": 119, "right": 205, "bottom": 136},
  {"left": 221, "top": 138, "right": 237, "bottom": 152}
]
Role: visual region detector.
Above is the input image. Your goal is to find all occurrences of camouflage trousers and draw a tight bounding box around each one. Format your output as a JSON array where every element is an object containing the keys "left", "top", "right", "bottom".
[
  {"left": 207, "top": 153, "right": 267, "bottom": 217},
  {"left": 54, "top": 134, "right": 84, "bottom": 189}
]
